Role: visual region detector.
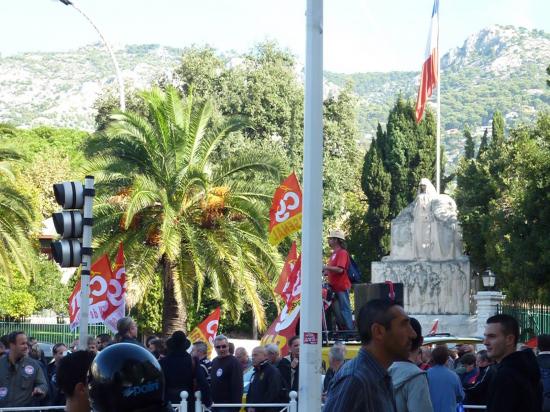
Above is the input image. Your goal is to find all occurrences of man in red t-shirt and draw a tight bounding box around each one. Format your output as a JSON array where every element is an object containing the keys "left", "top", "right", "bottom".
[{"left": 323, "top": 229, "right": 353, "bottom": 330}]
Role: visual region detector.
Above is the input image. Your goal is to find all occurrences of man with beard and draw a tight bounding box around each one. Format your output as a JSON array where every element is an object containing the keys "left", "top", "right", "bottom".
[{"left": 323, "top": 299, "right": 417, "bottom": 412}]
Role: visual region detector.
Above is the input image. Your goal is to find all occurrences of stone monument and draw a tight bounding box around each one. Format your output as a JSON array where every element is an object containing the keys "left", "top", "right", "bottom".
[{"left": 371, "top": 178, "right": 475, "bottom": 335}]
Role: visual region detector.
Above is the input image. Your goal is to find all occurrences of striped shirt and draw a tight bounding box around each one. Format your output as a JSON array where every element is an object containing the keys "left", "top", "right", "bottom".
[{"left": 323, "top": 347, "right": 397, "bottom": 412}]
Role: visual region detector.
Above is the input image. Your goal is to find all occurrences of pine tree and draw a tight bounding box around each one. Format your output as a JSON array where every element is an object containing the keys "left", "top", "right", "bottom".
[
  {"left": 361, "top": 133, "right": 392, "bottom": 274},
  {"left": 491, "top": 111, "right": 506, "bottom": 148},
  {"left": 358, "top": 99, "right": 437, "bottom": 273},
  {"left": 477, "top": 128, "right": 489, "bottom": 159},
  {"left": 380, "top": 97, "right": 437, "bottom": 217},
  {"left": 464, "top": 128, "right": 475, "bottom": 159}
]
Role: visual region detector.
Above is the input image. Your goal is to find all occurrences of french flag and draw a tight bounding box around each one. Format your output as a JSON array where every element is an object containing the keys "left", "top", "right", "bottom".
[{"left": 415, "top": 0, "right": 439, "bottom": 123}]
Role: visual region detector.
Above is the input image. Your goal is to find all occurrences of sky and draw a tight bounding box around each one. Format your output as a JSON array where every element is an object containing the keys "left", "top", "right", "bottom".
[{"left": 0, "top": 0, "right": 549, "bottom": 73}]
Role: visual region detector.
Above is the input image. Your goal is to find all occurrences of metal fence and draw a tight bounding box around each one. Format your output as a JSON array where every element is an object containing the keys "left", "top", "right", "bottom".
[
  {"left": 0, "top": 321, "right": 110, "bottom": 345},
  {"left": 0, "top": 391, "right": 299, "bottom": 412},
  {"left": 0, "top": 395, "right": 486, "bottom": 412},
  {"left": 499, "top": 301, "right": 550, "bottom": 341}
]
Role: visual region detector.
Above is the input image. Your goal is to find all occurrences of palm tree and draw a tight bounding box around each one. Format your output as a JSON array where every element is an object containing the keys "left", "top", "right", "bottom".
[
  {"left": 88, "top": 86, "right": 285, "bottom": 335},
  {"left": 0, "top": 126, "right": 36, "bottom": 280}
]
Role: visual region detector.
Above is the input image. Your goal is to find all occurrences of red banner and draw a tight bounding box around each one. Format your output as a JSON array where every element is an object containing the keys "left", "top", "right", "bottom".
[
  {"left": 274, "top": 242, "right": 298, "bottom": 297},
  {"left": 187, "top": 307, "right": 221, "bottom": 358},
  {"left": 68, "top": 254, "right": 112, "bottom": 331},
  {"left": 280, "top": 255, "right": 301, "bottom": 306},
  {"left": 261, "top": 303, "right": 300, "bottom": 357},
  {"left": 103, "top": 244, "right": 127, "bottom": 333},
  {"left": 268, "top": 173, "right": 302, "bottom": 246}
]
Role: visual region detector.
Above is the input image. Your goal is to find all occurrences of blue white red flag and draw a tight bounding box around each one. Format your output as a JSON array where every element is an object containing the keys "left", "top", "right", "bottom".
[{"left": 415, "top": 0, "right": 439, "bottom": 123}]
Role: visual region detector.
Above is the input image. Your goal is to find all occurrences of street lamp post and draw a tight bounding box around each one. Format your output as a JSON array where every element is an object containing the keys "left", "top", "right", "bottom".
[
  {"left": 475, "top": 268, "right": 504, "bottom": 336},
  {"left": 57, "top": 0, "right": 126, "bottom": 111}
]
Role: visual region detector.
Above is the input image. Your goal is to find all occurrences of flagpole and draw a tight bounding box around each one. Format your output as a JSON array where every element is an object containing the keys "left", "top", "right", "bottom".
[
  {"left": 436, "top": 0, "right": 441, "bottom": 194},
  {"left": 299, "top": 0, "right": 323, "bottom": 410}
]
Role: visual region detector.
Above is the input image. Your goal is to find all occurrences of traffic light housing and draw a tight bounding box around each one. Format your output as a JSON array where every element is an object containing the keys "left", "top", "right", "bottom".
[{"left": 51, "top": 180, "right": 93, "bottom": 267}]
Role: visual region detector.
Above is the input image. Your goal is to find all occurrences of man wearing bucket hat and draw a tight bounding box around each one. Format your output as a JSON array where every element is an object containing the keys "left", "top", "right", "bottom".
[
  {"left": 159, "top": 331, "right": 211, "bottom": 411},
  {"left": 323, "top": 229, "right": 354, "bottom": 330}
]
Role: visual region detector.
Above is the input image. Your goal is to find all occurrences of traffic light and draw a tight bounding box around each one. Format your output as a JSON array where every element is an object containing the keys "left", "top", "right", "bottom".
[{"left": 51, "top": 179, "right": 94, "bottom": 267}]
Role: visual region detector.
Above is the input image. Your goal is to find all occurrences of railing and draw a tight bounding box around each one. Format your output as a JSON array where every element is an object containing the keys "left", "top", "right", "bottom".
[
  {"left": 177, "top": 390, "right": 298, "bottom": 412},
  {"left": 499, "top": 301, "right": 550, "bottom": 341},
  {"left": 0, "top": 408, "right": 66, "bottom": 411},
  {"left": 0, "top": 396, "right": 484, "bottom": 411},
  {"left": 0, "top": 321, "right": 110, "bottom": 345}
]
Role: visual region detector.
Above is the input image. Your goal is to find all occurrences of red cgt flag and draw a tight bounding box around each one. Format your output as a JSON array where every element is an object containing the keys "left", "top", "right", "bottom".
[
  {"left": 68, "top": 254, "right": 112, "bottom": 331},
  {"left": 280, "top": 255, "right": 301, "bottom": 306},
  {"left": 103, "top": 243, "right": 127, "bottom": 333},
  {"left": 261, "top": 303, "right": 300, "bottom": 357},
  {"left": 187, "top": 307, "right": 221, "bottom": 357},
  {"left": 274, "top": 242, "right": 298, "bottom": 297},
  {"left": 268, "top": 173, "right": 302, "bottom": 246}
]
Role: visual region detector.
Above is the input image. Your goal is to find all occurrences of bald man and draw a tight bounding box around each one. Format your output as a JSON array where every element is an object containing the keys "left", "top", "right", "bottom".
[{"left": 246, "top": 346, "right": 284, "bottom": 412}]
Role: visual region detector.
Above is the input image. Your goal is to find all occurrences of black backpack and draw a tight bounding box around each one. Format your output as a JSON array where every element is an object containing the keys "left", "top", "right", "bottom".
[{"left": 347, "top": 256, "right": 361, "bottom": 283}]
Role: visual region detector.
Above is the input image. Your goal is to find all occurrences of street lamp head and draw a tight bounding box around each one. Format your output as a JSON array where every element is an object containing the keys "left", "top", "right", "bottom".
[
  {"left": 481, "top": 268, "right": 496, "bottom": 290},
  {"left": 58, "top": 0, "right": 73, "bottom": 5}
]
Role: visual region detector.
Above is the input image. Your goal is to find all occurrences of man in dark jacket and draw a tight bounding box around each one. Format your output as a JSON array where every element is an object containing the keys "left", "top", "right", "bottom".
[
  {"left": 211, "top": 335, "right": 243, "bottom": 412},
  {"left": 464, "top": 349, "right": 495, "bottom": 408},
  {"left": 484, "top": 314, "right": 542, "bottom": 412},
  {"left": 537, "top": 334, "right": 550, "bottom": 412},
  {"left": 116, "top": 317, "right": 144, "bottom": 346},
  {"left": 246, "top": 346, "right": 284, "bottom": 412},
  {"left": 265, "top": 344, "right": 291, "bottom": 395},
  {"left": 159, "top": 331, "right": 211, "bottom": 412}
]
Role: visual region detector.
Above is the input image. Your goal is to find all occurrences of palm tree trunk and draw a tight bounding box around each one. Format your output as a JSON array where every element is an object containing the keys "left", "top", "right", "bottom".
[{"left": 161, "top": 255, "right": 187, "bottom": 337}]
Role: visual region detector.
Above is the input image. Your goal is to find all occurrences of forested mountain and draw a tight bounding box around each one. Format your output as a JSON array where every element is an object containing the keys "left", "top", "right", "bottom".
[
  {"left": 326, "top": 25, "right": 550, "bottom": 165},
  {"left": 0, "top": 44, "right": 182, "bottom": 129},
  {"left": 1, "top": 25, "right": 549, "bottom": 166}
]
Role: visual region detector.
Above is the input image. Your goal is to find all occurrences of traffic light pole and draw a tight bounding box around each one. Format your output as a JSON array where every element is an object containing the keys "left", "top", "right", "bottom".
[{"left": 78, "top": 176, "right": 94, "bottom": 350}]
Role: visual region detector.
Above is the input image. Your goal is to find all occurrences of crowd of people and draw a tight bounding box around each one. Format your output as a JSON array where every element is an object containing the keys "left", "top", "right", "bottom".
[
  {"left": 0, "top": 315, "right": 302, "bottom": 411},
  {"left": 323, "top": 301, "right": 547, "bottom": 412},
  {"left": 1, "top": 303, "right": 550, "bottom": 411}
]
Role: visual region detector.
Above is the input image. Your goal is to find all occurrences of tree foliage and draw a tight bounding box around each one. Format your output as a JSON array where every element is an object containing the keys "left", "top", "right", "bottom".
[
  {"left": 27, "top": 255, "right": 71, "bottom": 315},
  {"left": 87, "top": 86, "right": 285, "bottom": 335},
  {"left": 456, "top": 112, "right": 550, "bottom": 301},
  {"left": 0, "top": 135, "right": 37, "bottom": 280},
  {"left": 358, "top": 99, "right": 439, "bottom": 277},
  {"left": 464, "top": 128, "right": 475, "bottom": 160}
]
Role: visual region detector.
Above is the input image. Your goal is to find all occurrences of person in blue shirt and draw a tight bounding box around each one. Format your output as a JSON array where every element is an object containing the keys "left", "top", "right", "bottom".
[{"left": 428, "top": 346, "right": 464, "bottom": 412}]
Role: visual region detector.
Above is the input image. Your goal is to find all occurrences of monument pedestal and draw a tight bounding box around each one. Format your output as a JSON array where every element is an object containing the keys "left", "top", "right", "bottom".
[
  {"left": 474, "top": 291, "right": 505, "bottom": 337},
  {"left": 372, "top": 258, "right": 472, "bottom": 336},
  {"left": 372, "top": 258, "right": 470, "bottom": 314}
]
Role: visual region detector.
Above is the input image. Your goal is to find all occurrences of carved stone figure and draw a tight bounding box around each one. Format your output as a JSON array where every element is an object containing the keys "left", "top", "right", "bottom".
[{"left": 385, "top": 178, "right": 464, "bottom": 262}]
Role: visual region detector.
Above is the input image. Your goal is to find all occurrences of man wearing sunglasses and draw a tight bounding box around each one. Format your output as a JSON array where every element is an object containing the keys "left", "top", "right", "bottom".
[{"left": 210, "top": 335, "right": 243, "bottom": 412}]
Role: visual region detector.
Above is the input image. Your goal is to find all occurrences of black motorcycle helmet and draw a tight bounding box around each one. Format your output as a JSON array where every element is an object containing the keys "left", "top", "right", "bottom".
[{"left": 88, "top": 343, "right": 172, "bottom": 412}]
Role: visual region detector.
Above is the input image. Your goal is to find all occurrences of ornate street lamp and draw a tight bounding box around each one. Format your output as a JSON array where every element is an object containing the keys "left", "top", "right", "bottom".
[{"left": 481, "top": 268, "right": 496, "bottom": 290}]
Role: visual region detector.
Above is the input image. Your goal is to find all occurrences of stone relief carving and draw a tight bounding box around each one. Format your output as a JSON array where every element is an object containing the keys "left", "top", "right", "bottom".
[{"left": 373, "top": 261, "right": 469, "bottom": 314}]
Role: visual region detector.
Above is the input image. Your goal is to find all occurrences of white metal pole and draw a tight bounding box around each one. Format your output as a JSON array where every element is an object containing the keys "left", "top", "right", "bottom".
[
  {"left": 78, "top": 176, "right": 94, "bottom": 350},
  {"left": 436, "top": 1, "right": 441, "bottom": 194},
  {"left": 65, "top": 1, "right": 126, "bottom": 111},
  {"left": 298, "top": 1, "right": 323, "bottom": 411}
]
